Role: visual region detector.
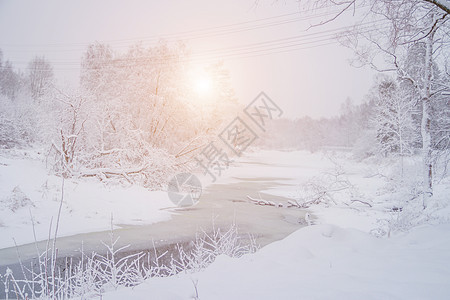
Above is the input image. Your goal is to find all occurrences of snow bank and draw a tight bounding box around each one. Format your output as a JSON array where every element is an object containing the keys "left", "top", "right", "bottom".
[
  {"left": 102, "top": 223, "right": 450, "bottom": 299},
  {"left": 96, "top": 149, "right": 448, "bottom": 300},
  {"left": 0, "top": 153, "right": 174, "bottom": 249}
]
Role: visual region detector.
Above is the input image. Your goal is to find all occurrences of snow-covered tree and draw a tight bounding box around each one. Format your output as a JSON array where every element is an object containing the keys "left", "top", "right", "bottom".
[
  {"left": 55, "top": 41, "right": 239, "bottom": 186},
  {"left": 298, "top": 0, "right": 450, "bottom": 207},
  {"left": 0, "top": 57, "right": 21, "bottom": 100},
  {"left": 370, "top": 77, "right": 417, "bottom": 165},
  {"left": 27, "top": 56, "right": 54, "bottom": 101}
]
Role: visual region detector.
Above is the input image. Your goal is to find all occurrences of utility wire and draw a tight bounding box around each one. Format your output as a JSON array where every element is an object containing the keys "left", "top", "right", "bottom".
[
  {"left": 1, "top": 19, "right": 388, "bottom": 69},
  {"left": 1, "top": 4, "right": 371, "bottom": 50}
]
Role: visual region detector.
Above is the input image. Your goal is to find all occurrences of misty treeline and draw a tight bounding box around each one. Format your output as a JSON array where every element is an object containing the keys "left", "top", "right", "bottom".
[
  {"left": 259, "top": 66, "right": 449, "bottom": 162},
  {"left": 0, "top": 42, "right": 241, "bottom": 188}
]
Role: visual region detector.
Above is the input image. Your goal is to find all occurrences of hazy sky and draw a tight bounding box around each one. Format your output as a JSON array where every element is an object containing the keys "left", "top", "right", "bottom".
[{"left": 0, "top": 0, "right": 376, "bottom": 118}]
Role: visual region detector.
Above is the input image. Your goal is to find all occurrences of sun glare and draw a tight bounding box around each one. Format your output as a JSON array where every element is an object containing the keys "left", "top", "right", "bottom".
[{"left": 194, "top": 76, "right": 212, "bottom": 96}]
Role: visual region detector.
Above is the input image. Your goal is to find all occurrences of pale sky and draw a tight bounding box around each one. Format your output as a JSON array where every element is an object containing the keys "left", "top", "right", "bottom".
[{"left": 0, "top": 0, "right": 376, "bottom": 118}]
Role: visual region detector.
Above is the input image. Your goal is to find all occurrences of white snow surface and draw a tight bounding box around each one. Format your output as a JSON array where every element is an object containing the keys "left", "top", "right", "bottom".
[
  {"left": 1, "top": 149, "right": 450, "bottom": 299},
  {"left": 102, "top": 224, "right": 450, "bottom": 300},
  {"left": 98, "top": 149, "right": 450, "bottom": 300},
  {"left": 0, "top": 151, "right": 174, "bottom": 249}
]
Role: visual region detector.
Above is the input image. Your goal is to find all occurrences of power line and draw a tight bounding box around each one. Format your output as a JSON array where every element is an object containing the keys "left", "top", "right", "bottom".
[
  {"left": 187, "top": 19, "right": 386, "bottom": 57},
  {"left": 1, "top": 19, "right": 387, "bottom": 69},
  {"left": 1, "top": 3, "right": 371, "bottom": 51},
  {"left": 0, "top": 26, "right": 390, "bottom": 72},
  {"left": 0, "top": 6, "right": 386, "bottom": 72}
]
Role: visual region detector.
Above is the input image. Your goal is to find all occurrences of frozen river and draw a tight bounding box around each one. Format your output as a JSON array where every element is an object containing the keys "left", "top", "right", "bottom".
[{"left": 0, "top": 158, "right": 307, "bottom": 266}]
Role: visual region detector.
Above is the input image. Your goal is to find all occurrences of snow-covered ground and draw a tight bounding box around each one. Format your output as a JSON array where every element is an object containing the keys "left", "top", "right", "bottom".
[
  {"left": 102, "top": 224, "right": 450, "bottom": 300},
  {"left": 233, "top": 150, "right": 450, "bottom": 235},
  {"left": 1, "top": 149, "right": 450, "bottom": 299},
  {"left": 0, "top": 150, "right": 174, "bottom": 249},
  {"left": 99, "top": 149, "right": 450, "bottom": 299}
]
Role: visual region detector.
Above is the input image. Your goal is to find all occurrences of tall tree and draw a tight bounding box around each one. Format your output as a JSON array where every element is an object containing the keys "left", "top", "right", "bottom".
[
  {"left": 27, "top": 56, "right": 54, "bottom": 101},
  {"left": 370, "top": 77, "right": 417, "bottom": 168},
  {"left": 300, "top": 0, "right": 450, "bottom": 207},
  {"left": 0, "top": 62, "right": 21, "bottom": 100},
  {"left": 0, "top": 51, "right": 21, "bottom": 101}
]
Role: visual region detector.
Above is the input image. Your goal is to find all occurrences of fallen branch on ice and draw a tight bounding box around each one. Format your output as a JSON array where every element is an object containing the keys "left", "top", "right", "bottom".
[
  {"left": 350, "top": 199, "right": 373, "bottom": 207},
  {"left": 246, "top": 195, "right": 279, "bottom": 207}
]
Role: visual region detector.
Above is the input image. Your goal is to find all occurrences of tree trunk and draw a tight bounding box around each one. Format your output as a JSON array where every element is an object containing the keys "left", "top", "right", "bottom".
[
  {"left": 421, "top": 95, "right": 433, "bottom": 208},
  {"left": 421, "top": 24, "right": 435, "bottom": 209}
]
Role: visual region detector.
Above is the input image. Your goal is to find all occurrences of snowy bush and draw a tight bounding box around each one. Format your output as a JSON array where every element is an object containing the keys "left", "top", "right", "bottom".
[
  {"left": 0, "top": 95, "right": 42, "bottom": 149},
  {"left": 1, "top": 224, "right": 258, "bottom": 299},
  {"left": 1, "top": 186, "right": 34, "bottom": 212},
  {"left": 169, "top": 225, "right": 258, "bottom": 273},
  {"left": 294, "top": 155, "right": 363, "bottom": 208}
]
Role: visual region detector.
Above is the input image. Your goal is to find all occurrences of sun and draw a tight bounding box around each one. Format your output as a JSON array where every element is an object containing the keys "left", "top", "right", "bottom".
[{"left": 194, "top": 76, "right": 212, "bottom": 96}]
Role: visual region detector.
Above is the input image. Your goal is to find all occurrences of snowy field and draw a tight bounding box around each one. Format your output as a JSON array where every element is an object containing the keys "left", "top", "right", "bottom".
[
  {"left": 0, "top": 150, "right": 174, "bottom": 249},
  {"left": 101, "top": 150, "right": 450, "bottom": 299},
  {"left": 102, "top": 224, "right": 450, "bottom": 300},
  {"left": 1, "top": 149, "right": 450, "bottom": 299}
]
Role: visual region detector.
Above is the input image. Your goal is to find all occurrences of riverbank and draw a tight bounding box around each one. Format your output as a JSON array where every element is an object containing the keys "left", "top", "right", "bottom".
[{"left": 0, "top": 150, "right": 311, "bottom": 266}]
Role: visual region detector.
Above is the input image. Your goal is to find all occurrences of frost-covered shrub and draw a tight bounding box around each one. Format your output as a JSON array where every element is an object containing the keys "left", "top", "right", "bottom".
[
  {"left": 0, "top": 96, "right": 39, "bottom": 149},
  {"left": 74, "top": 145, "right": 179, "bottom": 189},
  {"left": 170, "top": 225, "right": 258, "bottom": 273},
  {"left": 1, "top": 186, "right": 34, "bottom": 212},
  {"left": 294, "top": 156, "right": 362, "bottom": 208},
  {"left": 2, "top": 224, "right": 258, "bottom": 299}
]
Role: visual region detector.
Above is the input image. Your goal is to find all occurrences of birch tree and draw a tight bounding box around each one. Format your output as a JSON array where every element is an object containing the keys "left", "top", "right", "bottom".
[{"left": 300, "top": 0, "right": 450, "bottom": 207}]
